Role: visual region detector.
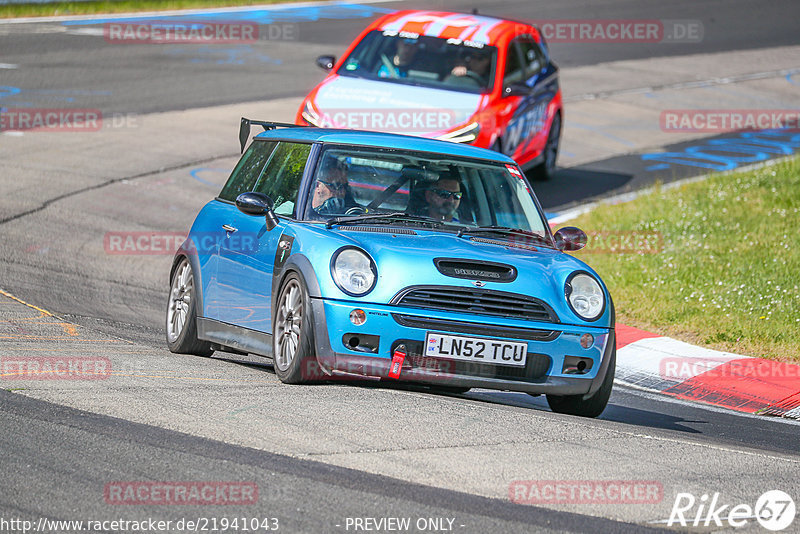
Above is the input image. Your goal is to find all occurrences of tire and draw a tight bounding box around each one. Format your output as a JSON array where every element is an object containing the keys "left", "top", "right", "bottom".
[
  {"left": 272, "top": 272, "right": 321, "bottom": 384},
  {"left": 530, "top": 113, "right": 561, "bottom": 181},
  {"left": 166, "top": 257, "right": 214, "bottom": 356},
  {"left": 546, "top": 347, "right": 615, "bottom": 418}
]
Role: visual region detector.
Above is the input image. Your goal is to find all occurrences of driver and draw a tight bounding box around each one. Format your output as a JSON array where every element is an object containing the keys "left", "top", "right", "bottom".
[
  {"left": 311, "top": 157, "right": 358, "bottom": 215},
  {"left": 423, "top": 175, "right": 463, "bottom": 222},
  {"left": 445, "top": 49, "right": 492, "bottom": 88}
]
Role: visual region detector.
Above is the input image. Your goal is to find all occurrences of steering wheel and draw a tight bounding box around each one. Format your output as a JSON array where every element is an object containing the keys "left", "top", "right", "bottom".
[
  {"left": 345, "top": 206, "right": 367, "bottom": 216},
  {"left": 463, "top": 70, "right": 486, "bottom": 86}
]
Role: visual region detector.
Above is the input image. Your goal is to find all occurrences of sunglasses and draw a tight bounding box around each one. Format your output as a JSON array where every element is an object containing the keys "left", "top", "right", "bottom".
[
  {"left": 318, "top": 180, "right": 347, "bottom": 191},
  {"left": 432, "top": 188, "right": 463, "bottom": 200}
]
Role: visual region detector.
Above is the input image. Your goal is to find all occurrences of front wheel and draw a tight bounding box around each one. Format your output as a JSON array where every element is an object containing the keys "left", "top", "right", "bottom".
[
  {"left": 166, "top": 257, "right": 213, "bottom": 356},
  {"left": 530, "top": 113, "right": 561, "bottom": 181},
  {"left": 273, "top": 272, "right": 320, "bottom": 384},
  {"left": 546, "top": 347, "right": 615, "bottom": 418}
]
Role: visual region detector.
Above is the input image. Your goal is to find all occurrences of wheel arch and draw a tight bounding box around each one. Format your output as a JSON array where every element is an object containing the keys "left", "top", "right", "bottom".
[{"left": 170, "top": 245, "right": 205, "bottom": 316}]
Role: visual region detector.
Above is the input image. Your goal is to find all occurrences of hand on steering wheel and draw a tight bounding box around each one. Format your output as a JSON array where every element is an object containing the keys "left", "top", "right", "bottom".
[{"left": 345, "top": 206, "right": 367, "bottom": 216}]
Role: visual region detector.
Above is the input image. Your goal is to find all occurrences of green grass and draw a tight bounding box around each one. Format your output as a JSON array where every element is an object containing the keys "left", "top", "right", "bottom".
[
  {"left": 564, "top": 156, "right": 800, "bottom": 363},
  {"left": 0, "top": 1, "right": 302, "bottom": 18}
]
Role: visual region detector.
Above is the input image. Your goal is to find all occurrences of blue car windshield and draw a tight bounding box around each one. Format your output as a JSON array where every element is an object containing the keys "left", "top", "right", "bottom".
[
  {"left": 338, "top": 30, "right": 497, "bottom": 94},
  {"left": 305, "top": 145, "right": 548, "bottom": 237}
]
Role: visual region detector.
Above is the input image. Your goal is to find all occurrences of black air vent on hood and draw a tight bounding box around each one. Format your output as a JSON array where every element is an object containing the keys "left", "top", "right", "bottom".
[{"left": 433, "top": 258, "right": 517, "bottom": 282}]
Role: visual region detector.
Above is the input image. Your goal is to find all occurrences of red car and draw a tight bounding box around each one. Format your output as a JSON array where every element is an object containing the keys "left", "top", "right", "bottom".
[{"left": 296, "top": 10, "right": 563, "bottom": 179}]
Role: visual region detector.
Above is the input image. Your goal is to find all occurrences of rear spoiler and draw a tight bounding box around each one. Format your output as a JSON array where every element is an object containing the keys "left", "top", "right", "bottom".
[{"left": 239, "top": 118, "right": 304, "bottom": 153}]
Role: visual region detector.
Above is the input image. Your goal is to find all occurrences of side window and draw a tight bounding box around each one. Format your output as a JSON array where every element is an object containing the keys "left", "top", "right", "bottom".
[
  {"left": 503, "top": 41, "right": 525, "bottom": 85},
  {"left": 253, "top": 142, "right": 312, "bottom": 216},
  {"left": 518, "top": 40, "right": 545, "bottom": 78},
  {"left": 218, "top": 141, "right": 277, "bottom": 201}
]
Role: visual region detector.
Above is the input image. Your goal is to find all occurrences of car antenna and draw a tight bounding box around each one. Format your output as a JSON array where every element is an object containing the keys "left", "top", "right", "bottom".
[{"left": 239, "top": 117, "right": 304, "bottom": 153}]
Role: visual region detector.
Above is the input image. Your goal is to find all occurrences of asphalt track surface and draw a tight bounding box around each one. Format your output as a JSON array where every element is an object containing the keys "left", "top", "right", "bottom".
[{"left": 1, "top": 1, "right": 800, "bottom": 532}]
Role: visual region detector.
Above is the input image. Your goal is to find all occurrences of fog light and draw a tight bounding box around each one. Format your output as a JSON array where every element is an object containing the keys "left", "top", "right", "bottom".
[
  {"left": 349, "top": 309, "right": 366, "bottom": 326},
  {"left": 580, "top": 333, "right": 594, "bottom": 349}
]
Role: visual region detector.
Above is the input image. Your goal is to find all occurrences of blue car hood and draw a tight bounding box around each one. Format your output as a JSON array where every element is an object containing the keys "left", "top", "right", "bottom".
[{"left": 291, "top": 224, "right": 611, "bottom": 328}]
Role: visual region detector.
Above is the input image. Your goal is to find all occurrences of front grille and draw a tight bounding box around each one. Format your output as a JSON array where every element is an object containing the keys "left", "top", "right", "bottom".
[
  {"left": 390, "top": 286, "right": 558, "bottom": 323},
  {"left": 392, "top": 314, "right": 559, "bottom": 342}
]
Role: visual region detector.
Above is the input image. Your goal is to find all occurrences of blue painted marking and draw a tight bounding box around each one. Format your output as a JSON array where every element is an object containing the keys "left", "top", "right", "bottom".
[
  {"left": 165, "top": 45, "right": 281, "bottom": 65},
  {"left": 62, "top": 3, "right": 392, "bottom": 26},
  {"left": 786, "top": 72, "right": 800, "bottom": 86},
  {"left": 191, "top": 167, "right": 229, "bottom": 187},
  {"left": 0, "top": 86, "right": 111, "bottom": 108},
  {"left": 642, "top": 129, "right": 800, "bottom": 172},
  {"left": 545, "top": 212, "right": 559, "bottom": 221},
  {"left": 0, "top": 86, "right": 22, "bottom": 100}
]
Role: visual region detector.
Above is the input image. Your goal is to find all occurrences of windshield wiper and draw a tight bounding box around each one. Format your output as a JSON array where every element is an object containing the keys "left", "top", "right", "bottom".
[
  {"left": 326, "top": 213, "right": 450, "bottom": 229},
  {"left": 457, "top": 225, "right": 552, "bottom": 246}
]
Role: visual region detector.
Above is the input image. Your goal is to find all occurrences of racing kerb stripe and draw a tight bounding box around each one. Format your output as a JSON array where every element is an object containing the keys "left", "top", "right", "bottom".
[{"left": 615, "top": 334, "right": 800, "bottom": 418}]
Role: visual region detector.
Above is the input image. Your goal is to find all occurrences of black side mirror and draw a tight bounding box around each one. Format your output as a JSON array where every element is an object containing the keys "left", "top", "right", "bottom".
[
  {"left": 235, "top": 192, "right": 280, "bottom": 231},
  {"left": 553, "top": 226, "right": 588, "bottom": 252},
  {"left": 503, "top": 83, "right": 531, "bottom": 97},
  {"left": 316, "top": 55, "right": 335, "bottom": 71}
]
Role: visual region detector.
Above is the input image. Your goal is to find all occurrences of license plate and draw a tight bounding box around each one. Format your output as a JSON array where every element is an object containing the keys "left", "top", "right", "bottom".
[{"left": 424, "top": 332, "right": 528, "bottom": 367}]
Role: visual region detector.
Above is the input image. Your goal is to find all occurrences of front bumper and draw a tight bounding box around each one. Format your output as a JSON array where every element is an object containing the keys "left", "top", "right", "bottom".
[{"left": 310, "top": 298, "right": 614, "bottom": 397}]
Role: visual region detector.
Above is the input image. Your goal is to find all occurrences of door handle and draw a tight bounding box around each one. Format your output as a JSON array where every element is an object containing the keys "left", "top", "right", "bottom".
[{"left": 222, "top": 224, "right": 237, "bottom": 233}]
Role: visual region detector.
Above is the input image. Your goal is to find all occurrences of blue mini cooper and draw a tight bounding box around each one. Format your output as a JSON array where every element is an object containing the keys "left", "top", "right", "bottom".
[{"left": 166, "top": 119, "right": 615, "bottom": 417}]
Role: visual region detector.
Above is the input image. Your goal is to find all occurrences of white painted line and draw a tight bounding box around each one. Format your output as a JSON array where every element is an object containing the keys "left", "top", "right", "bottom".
[
  {"left": 64, "top": 28, "right": 104, "bottom": 36},
  {"left": 2, "top": 131, "right": 25, "bottom": 137},
  {"left": 0, "top": 63, "right": 18, "bottom": 69},
  {"left": 0, "top": 0, "right": 394, "bottom": 25}
]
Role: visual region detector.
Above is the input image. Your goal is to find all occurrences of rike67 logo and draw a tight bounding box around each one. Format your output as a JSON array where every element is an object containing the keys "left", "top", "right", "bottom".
[{"left": 668, "top": 490, "right": 795, "bottom": 531}]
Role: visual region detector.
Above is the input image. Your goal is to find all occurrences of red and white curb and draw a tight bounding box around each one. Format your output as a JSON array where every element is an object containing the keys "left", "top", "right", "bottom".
[
  {"left": 547, "top": 158, "right": 800, "bottom": 420},
  {"left": 615, "top": 324, "right": 800, "bottom": 419}
]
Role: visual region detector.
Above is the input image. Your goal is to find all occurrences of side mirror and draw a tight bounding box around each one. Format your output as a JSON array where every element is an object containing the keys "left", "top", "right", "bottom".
[
  {"left": 235, "top": 192, "right": 280, "bottom": 231},
  {"left": 553, "top": 226, "right": 588, "bottom": 252},
  {"left": 503, "top": 83, "right": 531, "bottom": 97},
  {"left": 316, "top": 55, "right": 335, "bottom": 71}
]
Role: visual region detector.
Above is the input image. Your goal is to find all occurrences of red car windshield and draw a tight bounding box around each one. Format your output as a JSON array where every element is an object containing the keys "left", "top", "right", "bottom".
[{"left": 338, "top": 30, "right": 498, "bottom": 94}]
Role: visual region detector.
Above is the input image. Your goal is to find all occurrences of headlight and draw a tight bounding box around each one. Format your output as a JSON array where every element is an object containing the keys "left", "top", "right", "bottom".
[
  {"left": 436, "top": 121, "right": 480, "bottom": 143},
  {"left": 331, "top": 248, "right": 376, "bottom": 296},
  {"left": 565, "top": 272, "right": 604, "bottom": 321},
  {"left": 301, "top": 100, "right": 322, "bottom": 127}
]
